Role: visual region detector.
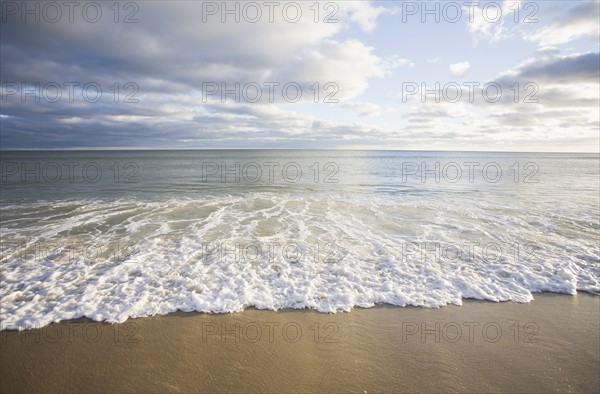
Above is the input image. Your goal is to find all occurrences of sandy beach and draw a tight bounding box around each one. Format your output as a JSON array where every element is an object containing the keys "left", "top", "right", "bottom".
[
  {"left": 1, "top": 292, "right": 598, "bottom": 393},
  {"left": 2, "top": 0, "right": 599, "bottom": 391}
]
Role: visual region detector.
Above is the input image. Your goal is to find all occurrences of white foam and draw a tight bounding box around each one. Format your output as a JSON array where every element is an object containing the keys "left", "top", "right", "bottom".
[{"left": 1, "top": 193, "right": 599, "bottom": 330}]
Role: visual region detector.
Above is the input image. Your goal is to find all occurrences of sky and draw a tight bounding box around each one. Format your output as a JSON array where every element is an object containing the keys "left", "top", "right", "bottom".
[{"left": 0, "top": 0, "right": 598, "bottom": 151}]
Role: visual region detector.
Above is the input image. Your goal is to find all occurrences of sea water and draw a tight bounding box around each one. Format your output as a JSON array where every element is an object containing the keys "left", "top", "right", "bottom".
[{"left": 1, "top": 150, "right": 598, "bottom": 329}]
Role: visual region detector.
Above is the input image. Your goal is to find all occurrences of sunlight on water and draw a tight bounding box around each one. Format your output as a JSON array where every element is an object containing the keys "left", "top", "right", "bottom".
[{"left": 1, "top": 150, "right": 599, "bottom": 329}]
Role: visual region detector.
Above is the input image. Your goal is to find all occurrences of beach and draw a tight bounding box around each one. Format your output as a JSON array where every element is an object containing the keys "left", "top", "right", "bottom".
[
  {"left": 2, "top": 0, "right": 599, "bottom": 391},
  {"left": 1, "top": 150, "right": 598, "bottom": 393},
  {"left": 2, "top": 292, "right": 598, "bottom": 393}
]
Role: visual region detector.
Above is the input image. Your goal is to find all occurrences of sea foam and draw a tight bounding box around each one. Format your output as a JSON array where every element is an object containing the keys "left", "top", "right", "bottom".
[{"left": 1, "top": 191, "right": 598, "bottom": 330}]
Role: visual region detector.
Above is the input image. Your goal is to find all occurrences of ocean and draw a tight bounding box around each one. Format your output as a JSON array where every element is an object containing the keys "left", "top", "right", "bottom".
[{"left": 1, "top": 150, "right": 598, "bottom": 329}]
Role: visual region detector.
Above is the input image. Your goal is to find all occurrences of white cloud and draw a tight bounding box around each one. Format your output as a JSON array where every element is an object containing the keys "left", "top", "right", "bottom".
[
  {"left": 382, "top": 55, "right": 415, "bottom": 69},
  {"left": 449, "top": 61, "right": 471, "bottom": 77},
  {"left": 526, "top": 2, "right": 600, "bottom": 46},
  {"left": 397, "top": 51, "right": 599, "bottom": 151},
  {"left": 338, "top": 2, "right": 397, "bottom": 32},
  {"left": 279, "top": 39, "right": 392, "bottom": 100},
  {"left": 342, "top": 101, "right": 382, "bottom": 117},
  {"left": 465, "top": 0, "right": 523, "bottom": 43}
]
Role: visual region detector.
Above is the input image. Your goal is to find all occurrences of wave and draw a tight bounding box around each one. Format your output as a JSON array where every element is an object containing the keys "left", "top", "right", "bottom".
[{"left": 1, "top": 192, "right": 599, "bottom": 330}]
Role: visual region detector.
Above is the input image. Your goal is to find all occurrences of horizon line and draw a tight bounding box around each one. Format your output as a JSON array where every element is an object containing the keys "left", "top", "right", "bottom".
[{"left": 1, "top": 148, "right": 598, "bottom": 154}]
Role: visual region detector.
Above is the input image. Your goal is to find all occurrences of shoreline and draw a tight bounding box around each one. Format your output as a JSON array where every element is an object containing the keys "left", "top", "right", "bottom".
[{"left": 1, "top": 292, "right": 599, "bottom": 393}]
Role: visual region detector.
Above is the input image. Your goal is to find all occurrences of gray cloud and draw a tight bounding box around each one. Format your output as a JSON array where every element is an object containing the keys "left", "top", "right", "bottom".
[
  {"left": 1, "top": 1, "right": 397, "bottom": 148},
  {"left": 498, "top": 52, "right": 600, "bottom": 84}
]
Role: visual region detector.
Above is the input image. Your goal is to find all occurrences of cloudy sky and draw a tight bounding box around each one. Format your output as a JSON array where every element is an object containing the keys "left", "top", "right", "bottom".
[{"left": 1, "top": 0, "right": 598, "bottom": 151}]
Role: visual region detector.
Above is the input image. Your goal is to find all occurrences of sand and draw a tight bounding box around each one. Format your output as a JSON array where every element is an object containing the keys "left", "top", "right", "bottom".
[{"left": 1, "top": 292, "right": 598, "bottom": 393}]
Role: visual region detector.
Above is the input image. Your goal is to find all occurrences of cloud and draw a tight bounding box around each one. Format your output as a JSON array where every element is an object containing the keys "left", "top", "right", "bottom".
[
  {"left": 0, "top": 98, "right": 400, "bottom": 148},
  {"left": 496, "top": 52, "right": 600, "bottom": 85},
  {"left": 382, "top": 55, "right": 415, "bottom": 69},
  {"left": 1, "top": 1, "right": 597, "bottom": 151},
  {"left": 0, "top": 1, "right": 400, "bottom": 148},
  {"left": 449, "top": 61, "right": 471, "bottom": 77},
  {"left": 276, "top": 39, "right": 392, "bottom": 100},
  {"left": 392, "top": 49, "right": 599, "bottom": 152},
  {"left": 465, "top": 0, "right": 521, "bottom": 42},
  {"left": 338, "top": 2, "right": 397, "bottom": 32},
  {"left": 341, "top": 101, "right": 382, "bottom": 117},
  {"left": 0, "top": 1, "right": 392, "bottom": 102},
  {"left": 526, "top": 2, "right": 600, "bottom": 46}
]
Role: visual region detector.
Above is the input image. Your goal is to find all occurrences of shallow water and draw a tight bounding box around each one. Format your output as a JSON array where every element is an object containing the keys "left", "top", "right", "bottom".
[{"left": 1, "top": 150, "right": 599, "bottom": 329}]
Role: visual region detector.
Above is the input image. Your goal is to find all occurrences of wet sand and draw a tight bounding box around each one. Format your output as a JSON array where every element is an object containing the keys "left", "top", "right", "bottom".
[{"left": 1, "top": 292, "right": 598, "bottom": 393}]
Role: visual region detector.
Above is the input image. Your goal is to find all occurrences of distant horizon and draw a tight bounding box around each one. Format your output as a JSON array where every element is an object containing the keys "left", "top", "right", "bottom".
[{"left": 1, "top": 148, "right": 598, "bottom": 154}]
